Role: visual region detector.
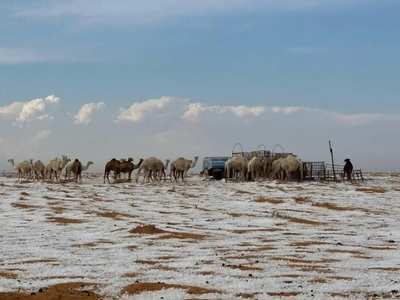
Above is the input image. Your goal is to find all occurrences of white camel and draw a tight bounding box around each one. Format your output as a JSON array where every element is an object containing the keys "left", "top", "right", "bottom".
[
  {"left": 270, "top": 155, "right": 303, "bottom": 182},
  {"left": 135, "top": 157, "right": 164, "bottom": 183},
  {"left": 261, "top": 156, "right": 272, "bottom": 180},
  {"left": 150, "top": 159, "right": 170, "bottom": 182},
  {"left": 169, "top": 156, "right": 199, "bottom": 182},
  {"left": 65, "top": 161, "right": 93, "bottom": 179},
  {"left": 8, "top": 159, "right": 31, "bottom": 181},
  {"left": 46, "top": 155, "right": 70, "bottom": 182},
  {"left": 247, "top": 156, "right": 262, "bottom": 182},
  {"left": 269, "top": 157, "right": 284, "bottom": 180},
  {"left": 224, "top": 156, "right": 249, "bottom": 182},
  {"left": 29, "top": 159, "right": 46, "bottom": 181}
]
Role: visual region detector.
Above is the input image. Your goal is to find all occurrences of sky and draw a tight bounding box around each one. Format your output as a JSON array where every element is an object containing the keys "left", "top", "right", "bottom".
[{"left": 1, "top": 1, "right": 400, "bottom": 172}]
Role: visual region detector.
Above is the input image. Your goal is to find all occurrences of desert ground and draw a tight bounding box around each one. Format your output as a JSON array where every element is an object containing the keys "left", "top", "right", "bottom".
[{"left": 0, "top": 172, "right": 400, "bottom": 300}]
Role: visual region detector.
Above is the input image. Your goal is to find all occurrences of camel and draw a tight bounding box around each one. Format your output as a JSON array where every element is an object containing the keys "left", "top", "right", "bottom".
[
  {"left": 46, "top": 155, "right": 70, "bottom": 182},
  {"left": 247, "top": 156, "right": 263, "bottom": 182},
  {"left": 8, "top": 159, "right": 31, "bottom": 181},
  {"left": 70, "top": 159, "right": 83, "bottom": 183},
  {"left": 117, "top": 157, "right": 133, "bottom": 179},
  {"left": 270, "top": 155, "right": 303, "bottom": 182},
  {"left": 150, "top": 159, "right": 170, "bottom": 181},
  {"left": 65, "top": 161, "right": 93, "bottom": 179},
  {"left": 119, "top": 158, "right": 143, "bottom": 180},
  {"left": 261, "top": 156, "right": 271, "bottom": 179},
  {"left": 224, "top": 156, "right": 249, "bottom": 182},
  {"left": 269, "top": 157, "right": 284, "bottom": 180},
  {"left": 169, "top": 156, "right": 199, "bottom": 182},
  {"left": 135, "top": 157, "right": 164, "bottom": 183},
  {"left": 104, "top": 158, "right": 121, "bottom": 183},
  {"left": 29, "top": 159, "right": 46, "bottom": 181}
]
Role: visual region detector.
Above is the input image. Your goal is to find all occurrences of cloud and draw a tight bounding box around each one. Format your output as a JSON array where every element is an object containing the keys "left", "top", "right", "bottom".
[
  {"left": 16, "top": 98, "right": 46, "bottom": 123},
  {"left": 45, "top": 95, "right": 60, "bottom": 103},
  {"left": 73, "top": 102, "right": 105, "bottom": 124},
  {"left": 12, "top": 0, "right": 369, "bottom": 27},
  {"left": 331, "top": 112, "right": 400, "bottom": 126},
  {"left": 29, "top": 129, "right": 51, "bottom": 148},
  {"left": 182, "top": 103, "right": 313, "bottom": 122},
  {"left": 0, "top": 102, "right": 25, "bottom": 120},
  {"left": 181, "top": 102, "right": 400, "bottom": 127},
  {"left": 116, "top": 96, "right": 187, "bottom": 123},
  {"left": 15, "top": 95, "right": 60, "bottom": 124},
  {"left": 0, "top": 47, "right": 75, "bottom": 64}
]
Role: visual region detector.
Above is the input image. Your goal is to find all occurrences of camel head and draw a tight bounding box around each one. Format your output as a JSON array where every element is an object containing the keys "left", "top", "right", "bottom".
[
  {"left": 344, "top": 158, "right": 351, "bottom": 163},
  {"left": 7, "top": 159, "right": 14, "bottom": 164},
  {"left": 127, "top": 157, "right": 134, "bottom": 163},
  {"left": 88, "top": 161, "right": 94, "bottom": 165},
  {"left": 187, "top": 156, "right": 198, "bottom": 169}
]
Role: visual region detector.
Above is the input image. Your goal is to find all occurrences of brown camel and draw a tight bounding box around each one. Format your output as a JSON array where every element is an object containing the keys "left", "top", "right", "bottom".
[
  {"left": 118, "top": 158, "right": 133, "bottom": 179},
  {"left": 104, "top": 158, "right": 121, "bottom": 183},
  {"left": 70, "top": 159, "right": 83, "bottom": 183},
  {"left": 119, "top": 158, "right": 144, "bottom": 180}
]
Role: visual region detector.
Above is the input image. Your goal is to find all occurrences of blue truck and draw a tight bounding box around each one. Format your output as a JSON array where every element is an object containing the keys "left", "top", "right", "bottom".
[{"left": 202, "top": 156, "right": 230, "bottom": 180}]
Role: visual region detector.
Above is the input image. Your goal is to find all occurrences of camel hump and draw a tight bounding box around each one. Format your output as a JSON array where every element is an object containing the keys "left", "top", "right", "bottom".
[
  {"left": 111, "top": 158, "right": 117, "bottom": 161},
  {"left": 74, "top": 159, "right": 80, "bottom": 162}
]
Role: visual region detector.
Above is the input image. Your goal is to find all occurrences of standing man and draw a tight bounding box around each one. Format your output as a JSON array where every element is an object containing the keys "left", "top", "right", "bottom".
[{"left": 343, "top": 158, "right": 353, "bottom": 181}]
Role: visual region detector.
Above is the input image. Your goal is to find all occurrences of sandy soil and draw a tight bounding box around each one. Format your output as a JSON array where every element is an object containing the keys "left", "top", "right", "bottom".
[{"left": 1, "top": 173, "right": 400, "bottom": 299}]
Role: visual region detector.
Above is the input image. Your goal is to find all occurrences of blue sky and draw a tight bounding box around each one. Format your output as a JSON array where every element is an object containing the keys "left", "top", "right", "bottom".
[{"left": 1, "top": 1, "right": 400, "bottom": 172}]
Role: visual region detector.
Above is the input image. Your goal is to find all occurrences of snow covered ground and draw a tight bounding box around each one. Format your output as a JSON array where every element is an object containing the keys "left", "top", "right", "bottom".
[{"left": 1, "top": 173, "right": 400, "bottom": 299}]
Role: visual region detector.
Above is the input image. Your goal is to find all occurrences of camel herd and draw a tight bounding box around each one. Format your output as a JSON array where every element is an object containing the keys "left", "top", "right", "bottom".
[
  {"left": 6, "top": 153, "right": 303, "bottom": 184},
  {"left": 7, "top": 156, "right": 93, "bottom": 183},
  {"left": 103, "top": 156, "right": 199, "bottom": 183},
  {"left": 223, "top": 154, "right": 304, "bottom": 183},
  {"left": 6, "top": 155, "right": 200, "bottom": 184}
]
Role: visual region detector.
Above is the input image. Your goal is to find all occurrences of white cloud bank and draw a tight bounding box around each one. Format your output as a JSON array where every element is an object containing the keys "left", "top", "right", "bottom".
[
  {"left": 1, "top": 95, "right": 400, "bottom": 173},
  {"left": 0, "top": 95, "right": 60, "bottom": 125},
  {"left": 116, "top": 96, "right": 187, "bottom": 123},
  {"left": 16, "top": 95, "right": 60, "bottom": 124},
  {"left": 73, "top": 102, "right": 105, "bottom": 124}
]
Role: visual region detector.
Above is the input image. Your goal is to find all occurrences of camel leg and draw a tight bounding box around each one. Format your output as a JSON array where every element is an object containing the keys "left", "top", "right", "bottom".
[
  {"left": 172, "top": 170, "right": 177, "bottom": 182},
  {"left": 170, "top": 169, "right": 176, "bottom": 182},
  {"left": 135, "top": 168, "right": 141, "bottom": 183},
  {"left": 286, "top": 171, "right": 292, "bottom": 182},
  {"left": 113, "top": 171, "right": 120, "bottom": 183},
  {"left": 158, "top": 171, "right": 163, "bottom": 182},
  {"left": 142, "top": 169, "right": 148, "bottom": 183}
]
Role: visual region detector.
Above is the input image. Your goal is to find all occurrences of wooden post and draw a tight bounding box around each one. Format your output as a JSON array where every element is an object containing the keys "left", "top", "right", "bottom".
[{"left": 329, "top": 141, "right": 337, "bottom": 182}]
